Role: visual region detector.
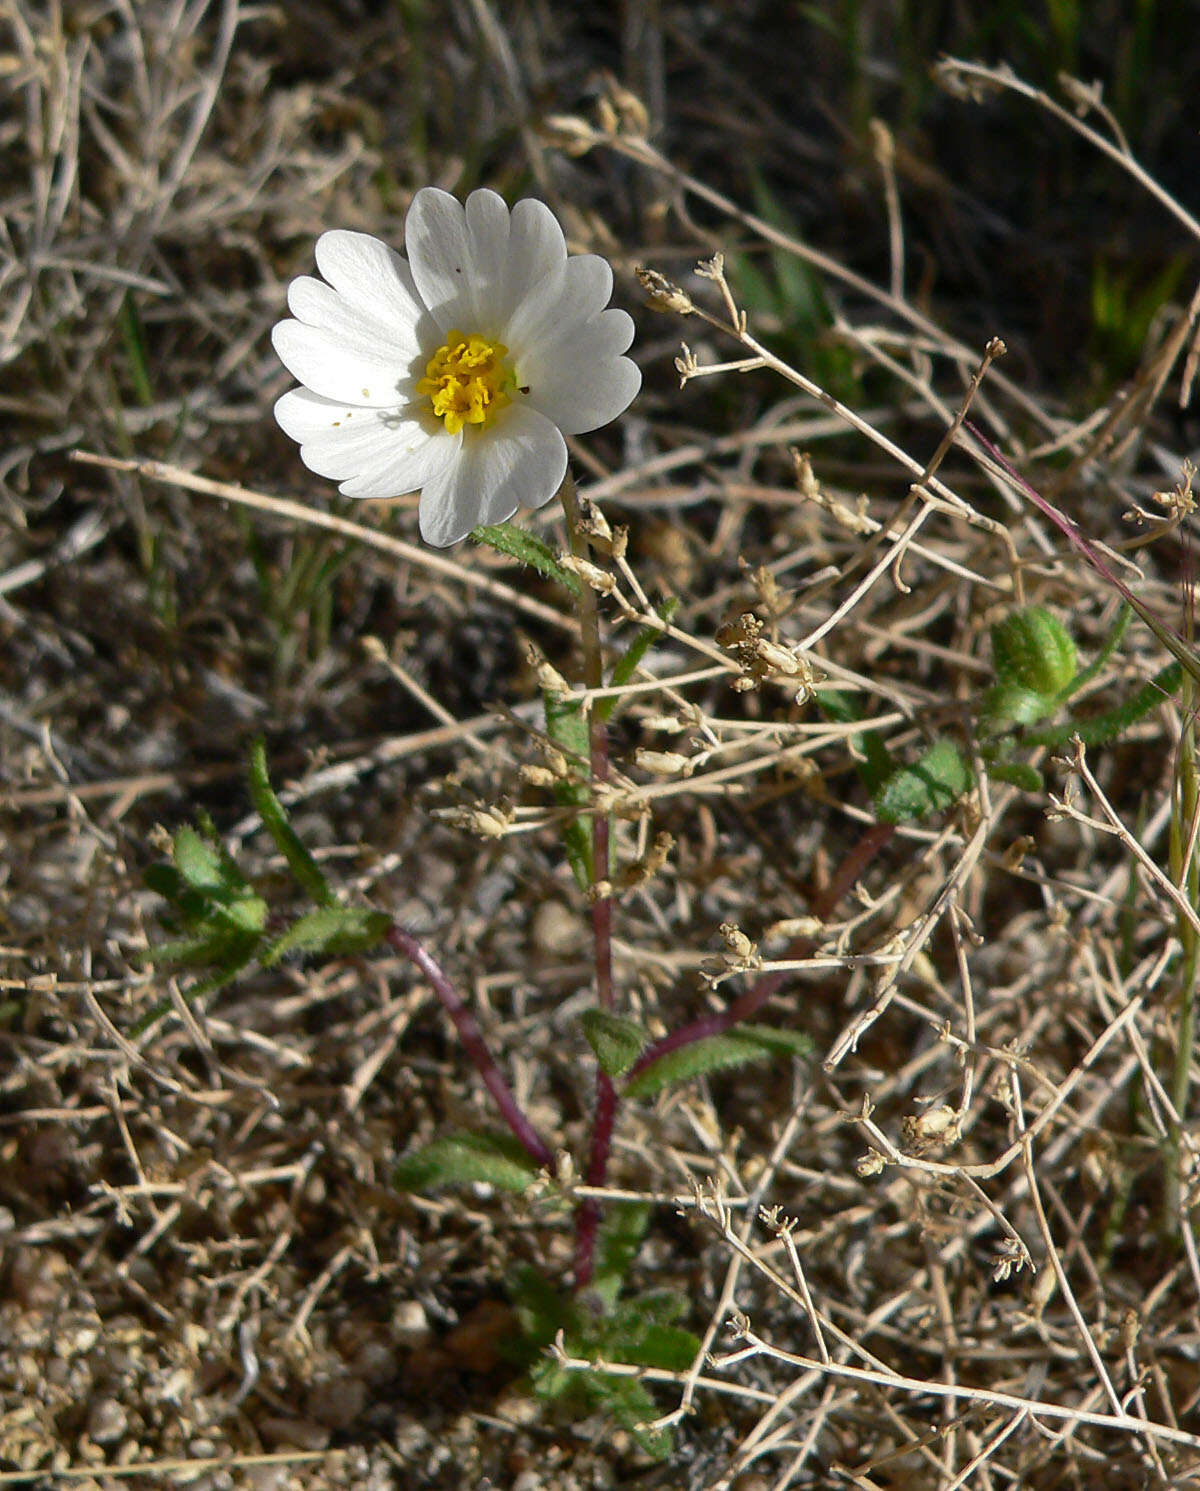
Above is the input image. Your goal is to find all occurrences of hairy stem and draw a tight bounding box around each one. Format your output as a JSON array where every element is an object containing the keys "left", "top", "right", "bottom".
[
  {"left": 560, "top": 473, "right": 618, "bottom": 1289},
  {"left": 386, "top": 924, "right": 555, "bottom": 1173}
]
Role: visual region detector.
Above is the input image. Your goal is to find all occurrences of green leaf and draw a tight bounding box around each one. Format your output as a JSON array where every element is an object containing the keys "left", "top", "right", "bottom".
[
  {"left": 591, "top": 1202, "right": 652, "bottom": 1309},
  {"left": 986, "top": 760, "right": 1045, "bottom": 792},
  {"left": 613, "top": 1320, "right": 699, "bottom": 1374},
  {"left": 582, "top": 1009, "right": 648, "bottom": 1078},
  {"left": 625, "top": 1024, "right": 813, "bottom": 1100},
  {"left": 583, "top": 1373, "right": 674, "bottom": 1460},
  {"left": 991, "top": 606, "right": 1077, "bottom": 697},
  {"left": 471, "top": 522, "right": 583, "bottom": 596},
  {"left": 1022, "top": 660, "right": 1183, "bottom": 749},
  {"left": 815, "top": 689, "right": 893, "bottom": 794},
  {"left": 248, "top": 740, "right": 333, "bottom": 908},
  {"left": 597, "top": 598, "right": 680, "bottom": 724},
  {"left": 172, "top": 826, "right": 225, "bottom": 893},
  {"left": 394, "top": 1130, "right": 540, "bottom": 1194},
  {"left": 260, "top": 906, "right": 390, "bottom": 966},
  {"left": 214, "top": 894, "right": 269, "bottom": 934},
  {"left": 874, "top": 739, "right": 972, "bottom": 823},
  {"left": 508, "top": 1264, "right": 571, "bottom": 1352},
  {"left": 544, "top": 689, "right": 593, "bottom": 891},
  {"left": 1059, "top": 604, "right": 1131, "bottom": 703}
]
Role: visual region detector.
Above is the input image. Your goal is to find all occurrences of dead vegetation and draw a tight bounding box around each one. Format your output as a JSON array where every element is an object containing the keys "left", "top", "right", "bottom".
[{"left": 4, "top": 2, "right": 1200, "bottom": 1487}]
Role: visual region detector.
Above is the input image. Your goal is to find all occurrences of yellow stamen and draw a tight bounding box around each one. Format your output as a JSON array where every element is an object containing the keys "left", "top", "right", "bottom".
[{"left": 417, "top": 329, "right": 516, "bottom": 435}]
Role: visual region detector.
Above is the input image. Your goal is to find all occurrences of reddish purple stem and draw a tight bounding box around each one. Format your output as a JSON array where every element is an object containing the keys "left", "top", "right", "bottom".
[
  {"left": 574, "top": 710, "right": 617, "bottom": 1289},
  {"left": 386, "top": 924, "right": 555, "bottom": 1175}
]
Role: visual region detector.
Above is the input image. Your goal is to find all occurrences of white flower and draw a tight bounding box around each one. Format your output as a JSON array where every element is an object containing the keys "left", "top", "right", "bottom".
[{"left": 271, "top": 188, "right": 641, "bottom": 547}]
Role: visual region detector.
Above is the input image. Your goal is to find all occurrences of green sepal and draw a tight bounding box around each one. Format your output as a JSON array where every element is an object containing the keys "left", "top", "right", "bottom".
[
  {"left": 874, "top": 739, "right": 972, "bottom": 823},
  {"left": 393, "top": 1129, "right": 540, "bottom": 1194},
  {"left": 991, "top": 606, "right": 1077, "bottom": 697},
  {"left": 624, "top": 1024, "right": 813, "bottom": 1100},
  {"left": 582, "top": 1009, "right": 648, "bottom": 1078},
  {"left": 471, "top": 522, "right": 583, "bottom": 597},
  {"left": 248, "top": 739, "right": 334, "bottom": 908},
  {"left": 980, "top": 681, "right": 1054, "bottom": 730}
]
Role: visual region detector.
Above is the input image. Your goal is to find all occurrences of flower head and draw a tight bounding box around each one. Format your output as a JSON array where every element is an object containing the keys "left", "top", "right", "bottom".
[{"left": 272, "top": 188, "right": 640, "bottom": 547}]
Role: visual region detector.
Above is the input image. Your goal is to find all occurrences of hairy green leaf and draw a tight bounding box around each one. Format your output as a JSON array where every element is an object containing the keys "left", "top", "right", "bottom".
[
  {"left": 986, "top": 760, "right": 1045, "bottom": 792},
  {"left": 544, "top": 689, "right": 593, "bottom": 890},
  {"left": 1022, "top": 661, "right": 1183, "bottom": 749},
  {"left": 874, "top": 739, "right": 971, "bottom": 823},
  {"left": 394, "top": 1130, "right": 540, "bottom": 1194},
  {"left": 172, "top": 826, "right": 225, "bottom": 893},
  {"left": 260, "top": 906, "right": 390, "bottom": 966},
  {"left": 597, "top": 598, "right": 680, "bottom": 724},
  {"left": 471, "top": 522, "right": 584, "bottom": 596},
  {"left": 248, "top": 739, "right": 333, "bottom": 908},
  {"left": 582, "top": 1009, "right": 648, "bottom": 1078},
  {"left": 625, "top": 1024, "right": 813, "bottom": 1100}
]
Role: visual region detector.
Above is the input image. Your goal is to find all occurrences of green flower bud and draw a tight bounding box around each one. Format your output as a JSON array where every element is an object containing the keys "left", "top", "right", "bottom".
[{"left": 991, "top": 606, "right": 1077, "bottom": 698}]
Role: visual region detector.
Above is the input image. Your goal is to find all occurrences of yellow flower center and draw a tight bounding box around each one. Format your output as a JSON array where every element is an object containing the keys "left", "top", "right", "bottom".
[{"left": 417, "top": 329, "right": 516, "bottom": 435}]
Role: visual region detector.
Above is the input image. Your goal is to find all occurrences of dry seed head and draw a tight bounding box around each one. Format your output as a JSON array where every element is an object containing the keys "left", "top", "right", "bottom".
[
  {"left": 578, "top": 498, "right": 612, "bottom": 544},
  {"left": 856, "top": 1150, "right": 887, "bottom": 1179},
  {"left": 749, "top": 563, "right": 789, "bottom": 618},
  {"left": 675, "top": 342, "right": 699, "bottom": 386},
  {"left": 538, "top": 744, "right": 570, "bottom": 777},
  {"left": 635, "top": 748, "right": 693, "bottom": 778},
  {"left": 767, "top": 915, "right": 823, "bottom": 940},
  {"left": 642, "top": 712, "right": 687, "bottom": 733},
  {"left": 718, "top": 921, "right": 760, "bottom": 970},
  {"left": 436, "top": 801, "right": 515, "bottom": 839},
  {"left": 791, "top": 449, "right": 820, "bottom": 501},
  {"left": 636, "top": 266, "right": 695, "bottom": 316},
  {"left": 901, "top": 1104, "right": 961, "bottom": 1154},
  {"left": 557, "top": 553, "right": 616, "bottom": 595},
  {"left": 1151, "top": 458, "right": 1196, "bottom": 519},
  {"left": 594, "top": 74, "right": 650, "bottom": 136},
  {"left": 542, "top": 113, "right": 597, "bottom": 156},
  {"left": 524, "top": 641, "right": 570, "bottom": 696},
  {"left": 520, "top": 764, "right": 560, "bottom": 788},
  {"left": 614, "top": 831, "right": 674, "bottom": 892}
]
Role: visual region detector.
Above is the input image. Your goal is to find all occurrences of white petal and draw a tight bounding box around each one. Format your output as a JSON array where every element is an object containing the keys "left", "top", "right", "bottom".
[
  {"left": 313, "top": 230, "right": 432, "bottom": 335},
  {"left": 272, "top": 319, "right": 415, "bottom": 406},
  {"left": 417, "top": 405, "right": 567, "bottom": 546},
  {"left": 463, "top": 189, "right": 512, "bottom": 305},
  {"left": 287, "top": 276, "right": 424, "bottom": 362},
  {"left": 520, "top": 309, "right": 640, "bottom": 433},
  {"left": 274, "top": 388, "right": 458, "bottom": 495},
  {"left": 505, "top": 254, "right": 616, "bottom": 358},
  {"left": 499, "top": 197, "right": 569, "bottom": 324},
  {"left": 337, "top": 425, "right": 461, "bottom": 498},
  {"left": 404, "top": 187, "right": 480, "bottom": 333}
]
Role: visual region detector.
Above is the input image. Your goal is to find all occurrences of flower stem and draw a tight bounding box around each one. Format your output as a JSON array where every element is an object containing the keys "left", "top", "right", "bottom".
[
  {"left": 385, "top": 923, "right": 555, "bottom": 1174},
  {"left": 1168, "top": 649, "right": 1199, "bottom": 1226},
  {"left": 559, "top": 473, "right": 618, "bottom": 1288}
]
